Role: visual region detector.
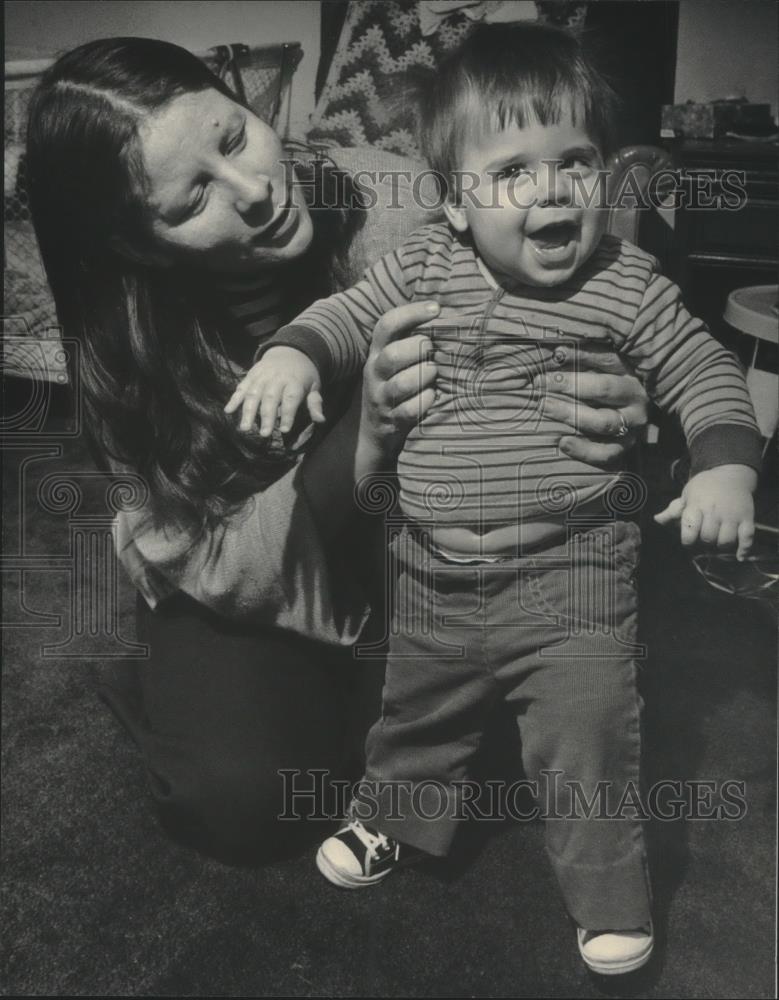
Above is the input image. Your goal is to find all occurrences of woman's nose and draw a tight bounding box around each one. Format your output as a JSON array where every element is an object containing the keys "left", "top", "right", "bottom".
[{"left": 231, "top": 170, "right": 273, "bottom": 215}]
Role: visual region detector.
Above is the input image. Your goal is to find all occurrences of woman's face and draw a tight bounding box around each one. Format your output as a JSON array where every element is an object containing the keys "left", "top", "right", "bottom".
[{"left": 137, "top": 88, "right": 314, "bottom": 274}]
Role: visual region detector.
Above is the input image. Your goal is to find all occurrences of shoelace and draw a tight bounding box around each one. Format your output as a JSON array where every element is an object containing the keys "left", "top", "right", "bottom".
[{"left": 347, "top": 819, "right": 391, "bottom": 861}]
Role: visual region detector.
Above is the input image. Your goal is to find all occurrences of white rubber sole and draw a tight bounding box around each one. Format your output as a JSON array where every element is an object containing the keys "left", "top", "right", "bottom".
[
  {"left": 577, "top": 927, "right": 654, "bottom": 976},
  {"left": 315, "top": 844, "right": 392, "bottom": 889}
]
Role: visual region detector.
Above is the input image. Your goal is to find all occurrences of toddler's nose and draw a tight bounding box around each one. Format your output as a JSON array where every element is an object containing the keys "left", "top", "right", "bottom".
[{"left": 535, "top": 160, "right": 573, "bottom": 207}]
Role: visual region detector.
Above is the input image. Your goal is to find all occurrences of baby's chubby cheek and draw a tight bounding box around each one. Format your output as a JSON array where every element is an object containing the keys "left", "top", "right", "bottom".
[{"left": 585, "top": 209, "right": 608, "bottom": 246}]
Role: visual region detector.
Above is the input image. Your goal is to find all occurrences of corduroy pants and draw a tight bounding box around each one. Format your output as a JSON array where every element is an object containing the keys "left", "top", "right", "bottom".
[{"left": 360, "top": 519, "right": 652, "bottom": 930}]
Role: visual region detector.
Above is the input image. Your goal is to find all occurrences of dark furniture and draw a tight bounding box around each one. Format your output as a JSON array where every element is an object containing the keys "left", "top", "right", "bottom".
[
  {"left": 662, "top": 139, "right": 778, "bottom": 551},
  {"left": 665, "top": 139, "right": 779, "bottom": 363}
]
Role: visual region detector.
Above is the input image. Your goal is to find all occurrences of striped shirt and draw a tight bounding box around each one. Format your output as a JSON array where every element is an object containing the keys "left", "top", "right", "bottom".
[{"left": 271, "top": 223, "right": 760, "bottom": 528}]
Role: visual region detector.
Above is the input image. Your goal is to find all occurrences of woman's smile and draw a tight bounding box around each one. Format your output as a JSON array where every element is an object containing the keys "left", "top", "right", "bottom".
[{"left": 252, "top": 197, "right": 298, "bottom": 244}]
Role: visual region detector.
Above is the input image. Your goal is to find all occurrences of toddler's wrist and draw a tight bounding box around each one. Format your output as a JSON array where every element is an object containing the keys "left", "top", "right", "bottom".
[{"left": 701, "top": 464, "right": 759, "bottom": 490}]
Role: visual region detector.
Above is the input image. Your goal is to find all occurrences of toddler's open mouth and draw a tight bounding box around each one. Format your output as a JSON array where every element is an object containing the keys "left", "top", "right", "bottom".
[{"left": 526, "top": 220, "right": 579, "bottom": 260}]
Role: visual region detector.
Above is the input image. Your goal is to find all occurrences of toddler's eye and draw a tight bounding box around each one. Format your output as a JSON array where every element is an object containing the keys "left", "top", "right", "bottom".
[
  {"left": 562, "top": 155, "right": 591, "bottom": 171},
  {"left": 493, "top": 163, "right": 529, "bottom": 181}
]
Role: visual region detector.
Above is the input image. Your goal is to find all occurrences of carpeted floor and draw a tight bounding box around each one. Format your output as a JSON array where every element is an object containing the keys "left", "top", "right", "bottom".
[{"left": 2, "top": 390, "right": 776, "bottom": 998}]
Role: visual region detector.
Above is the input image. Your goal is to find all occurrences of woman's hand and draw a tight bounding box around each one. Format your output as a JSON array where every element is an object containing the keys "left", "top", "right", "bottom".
[
  {"left": 533, "top": 343, "right": 650, "bottom": 466},
  {"left": 356, "top": 301, "right": 440, "bottom": 461}
]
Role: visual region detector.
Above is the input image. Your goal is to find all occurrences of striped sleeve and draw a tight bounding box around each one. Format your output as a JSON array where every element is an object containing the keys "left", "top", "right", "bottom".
[
  {"left": 624, "top": 272, "right": 762, "bottom": 473},
  {"left": 259, "top": 247, "right": 414, "bottom": 383}
]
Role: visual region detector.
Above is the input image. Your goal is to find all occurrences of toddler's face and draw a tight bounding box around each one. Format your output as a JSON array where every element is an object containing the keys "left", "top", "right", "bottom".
[{"left": 445, "top": 108, "right": 606, "bottom": 288}]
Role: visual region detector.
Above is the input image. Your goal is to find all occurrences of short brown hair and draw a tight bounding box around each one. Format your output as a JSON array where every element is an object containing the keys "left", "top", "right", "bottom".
[{"left": 419, "top": 22, "right": 619, "bottom": 196}]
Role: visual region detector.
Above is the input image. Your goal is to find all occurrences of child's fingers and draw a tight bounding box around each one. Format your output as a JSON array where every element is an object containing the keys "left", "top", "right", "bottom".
[
  {"left": 653, "top": 496, "right": 684, "bottom": 525},
  {"left": 306, "top": 389, "right": 326, "bottom": 424},
  {"left": 679, "top": 506, "right": 703, "bottom": 547},
  {"left": 716, "top": 519, "right": 739, "bottom": 551},
  {"left": 736, "top": 519, "right": 755, "bottom": 562},
  {"left": 255, "top": 385, "right": 284, "bottom": 437},
  {"left": 237, "top": 395, "right": 262, "bottom": 432},
  {"left": 224, "top": 383, "right": 249, "bottom": 414},
  {"left": 698, "top": 508, "right": 721, "bottom": 545},
  {"left": 278, "top": 383, "right": 305, "bottom": 434}
]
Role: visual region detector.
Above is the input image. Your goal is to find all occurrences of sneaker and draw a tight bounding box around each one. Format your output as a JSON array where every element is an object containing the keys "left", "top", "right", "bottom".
[
  {"left": 315, "top": 819, "right": 424, "bottom": 888},
  {"left": 577, "top": 923, "right": 654, "bottom": 975}
]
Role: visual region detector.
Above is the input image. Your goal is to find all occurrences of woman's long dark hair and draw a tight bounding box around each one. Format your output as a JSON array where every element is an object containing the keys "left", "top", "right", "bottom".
[{"left": 27, "top": 37, "right": 350, "bottom": 532}]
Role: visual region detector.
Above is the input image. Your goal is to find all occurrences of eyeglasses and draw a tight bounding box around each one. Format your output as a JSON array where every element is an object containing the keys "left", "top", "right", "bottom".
[{"left": 691, "top": 551, "right": 778, "bottom": 602}]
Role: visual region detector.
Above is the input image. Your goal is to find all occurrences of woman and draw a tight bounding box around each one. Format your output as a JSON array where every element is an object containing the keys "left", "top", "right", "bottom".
[{"left": 27, "top": 37, "right": 649, "bottom": 863}]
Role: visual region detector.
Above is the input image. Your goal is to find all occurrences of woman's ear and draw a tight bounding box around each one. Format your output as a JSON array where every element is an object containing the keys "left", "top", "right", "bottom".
[{"left": 442, "top": 199, "right": 469, "bottom": 234}]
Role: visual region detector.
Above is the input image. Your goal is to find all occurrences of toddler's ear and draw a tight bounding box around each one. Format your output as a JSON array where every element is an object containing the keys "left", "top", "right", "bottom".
[{"left": 442, "top": 199, "right": 469, "bottom": 234}]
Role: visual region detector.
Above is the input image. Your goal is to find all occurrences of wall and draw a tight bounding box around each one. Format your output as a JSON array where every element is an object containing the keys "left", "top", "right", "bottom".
[
  {"left": 4, "top": 0, "right": 322, "bottom": 137},
  {"left": 674, "top": 0, "right": 778, "bottom": 118},
  {"left": 8, "top": 1, "right": 778, "bottom": 135}
]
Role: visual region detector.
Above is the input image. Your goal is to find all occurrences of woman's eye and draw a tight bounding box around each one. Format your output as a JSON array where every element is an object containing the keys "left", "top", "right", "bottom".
[
  {"left": 186, "top": 185, "right": 208, "bottom": 218},
  {"left": 562, "top": 156, "right": 590, "bottom": 171},
  {"left": 226, "top": 122, "right": 247, "bottom": 155}
]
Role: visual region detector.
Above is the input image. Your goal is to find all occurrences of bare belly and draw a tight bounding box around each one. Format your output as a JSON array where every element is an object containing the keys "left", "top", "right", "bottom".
[
  {"left": 428, "top": 491, "right": 616, "bottom": 557},
  {"left": 431, "top": 519, "right": 567, "bottom": 557}
]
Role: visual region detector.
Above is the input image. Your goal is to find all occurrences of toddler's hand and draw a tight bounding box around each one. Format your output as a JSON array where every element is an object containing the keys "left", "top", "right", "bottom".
[
  {"left": 224, "top": 346, "right": 325, "bottom": 436},
  {"left": 654, "top": 464, "right": 757, "bottom": 561}
]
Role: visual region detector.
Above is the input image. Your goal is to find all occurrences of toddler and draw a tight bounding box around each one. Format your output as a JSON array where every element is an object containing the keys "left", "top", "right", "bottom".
[{"left": 226, "top": 23, "right": 759, "bottom": 975}]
